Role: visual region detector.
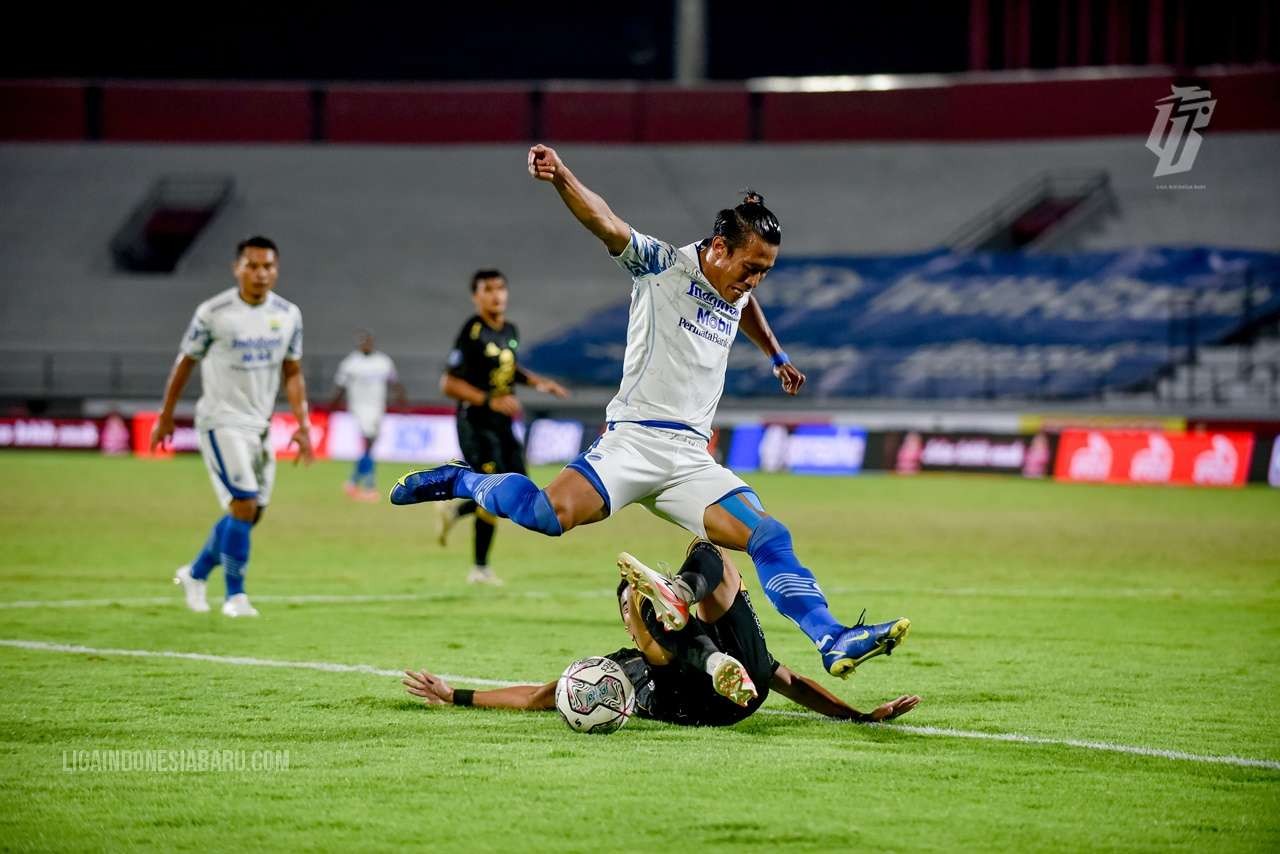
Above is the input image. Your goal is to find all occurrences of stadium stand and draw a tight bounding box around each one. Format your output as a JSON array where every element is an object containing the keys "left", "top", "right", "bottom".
[{"left": 2, "top": 130, "right": 1278, "bottom": 404}]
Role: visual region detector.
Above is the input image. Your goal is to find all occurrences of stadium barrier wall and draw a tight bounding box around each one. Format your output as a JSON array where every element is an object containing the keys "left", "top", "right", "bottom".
[
  {"left": 11, "top": 412, "right": 1280, "bottom": 489},
  {"left": 4, "top": 70, "right": 1277, "bottom": 143}
]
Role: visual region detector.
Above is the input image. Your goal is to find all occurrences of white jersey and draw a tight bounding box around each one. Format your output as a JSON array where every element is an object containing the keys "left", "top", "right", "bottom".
[
  {"left": 335, "top": 350, "right": 398, "bottom": 419},
  {"left": 606, "top": 230, "right": 747, "bottom": 438},
  {"left": 180, "top": 288, "right": 304, "bottom": 433}
]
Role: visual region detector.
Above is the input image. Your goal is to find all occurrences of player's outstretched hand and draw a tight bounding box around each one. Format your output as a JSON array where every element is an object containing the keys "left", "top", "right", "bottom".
[
  {"left": 149, "top": 412, "right": 175, "bottom": 453},
  {"left": 527, "top": 144, "right": 563, "bottom": 182},
  {"left": 403, "top": 669, "right": 454, "bottom": 705},
  {"left": 774, "top": 362, "right": 806, "bottom": 396},
  {"left": 867, "top": 694, "right": 921, "bottom": 722},
  {"left": 535, "top": 379, "right": 571, "bottom": 399},
  {"left": 289, "top": 427, "right": 314, "bottom": 466}
]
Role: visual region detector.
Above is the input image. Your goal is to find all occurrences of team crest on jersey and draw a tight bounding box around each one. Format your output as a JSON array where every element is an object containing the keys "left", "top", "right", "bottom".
[{"left": 269, "top": 318, "right": 282, "bottom": 332}]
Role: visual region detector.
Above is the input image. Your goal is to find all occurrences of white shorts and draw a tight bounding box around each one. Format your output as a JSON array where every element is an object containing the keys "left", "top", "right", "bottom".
[
  {"left": 197, "top": 425, "right": 276, "bottom": 509},
  {"left": 567, "top": 422, "right": 748, "bottom": 538},
  {"left": 351, "top": 406, "right": 383, "bottom": 440}
]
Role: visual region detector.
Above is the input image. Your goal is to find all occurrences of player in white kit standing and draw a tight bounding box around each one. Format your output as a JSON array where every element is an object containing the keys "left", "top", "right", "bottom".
[
  {"left": 393, "top": 146, "right": 909, "bottom": 678},
  {"left": 331, "top": 330, "right": 405, "bottom": 501},
  {"left": 152, "top": 236, "right": 313, "bottom": 617}
]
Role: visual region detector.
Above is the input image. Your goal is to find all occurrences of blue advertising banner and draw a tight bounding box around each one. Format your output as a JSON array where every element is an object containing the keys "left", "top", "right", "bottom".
[
  {"left": 727, "top": 423, "right": 867, "bottom": 475},
  {"left": 528, "top": 247, "right": 1280, "bottom": 399}
]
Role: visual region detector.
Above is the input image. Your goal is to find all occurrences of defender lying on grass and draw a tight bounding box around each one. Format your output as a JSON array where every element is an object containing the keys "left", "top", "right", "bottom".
[{"left": 405, "top": 541, "right": 919, "bottom": 727}]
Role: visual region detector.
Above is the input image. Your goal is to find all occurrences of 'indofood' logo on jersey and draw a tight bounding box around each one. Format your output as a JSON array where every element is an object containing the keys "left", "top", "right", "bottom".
[
  {"left": 685, "top": 282, "right": 740, "bottom": 319},
  {"left": 231, "top": 335, "right": 285, "bottom": 350}
]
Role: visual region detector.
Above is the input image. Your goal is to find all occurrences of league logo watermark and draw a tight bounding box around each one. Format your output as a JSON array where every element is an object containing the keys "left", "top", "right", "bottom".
[{"left": 1145, "top": 85, "right": 1216, "bottom": 185}]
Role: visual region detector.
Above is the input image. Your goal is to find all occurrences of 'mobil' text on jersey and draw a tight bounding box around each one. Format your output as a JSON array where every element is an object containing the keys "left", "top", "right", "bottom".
[
  {"left": 180, "top": 288, "right": 304, "bottom": 432},
  {"left": 607, "top": 230, "right": 747, "bottom": 438}
]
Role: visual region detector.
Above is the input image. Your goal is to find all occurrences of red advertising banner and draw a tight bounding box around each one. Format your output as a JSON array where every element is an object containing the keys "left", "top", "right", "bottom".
[
  {"left": 131, "top": 412, "right": 329, "bottom": 460},
  {"left": 1054, "top": 430, "right": 1254, "bottom": 487}
]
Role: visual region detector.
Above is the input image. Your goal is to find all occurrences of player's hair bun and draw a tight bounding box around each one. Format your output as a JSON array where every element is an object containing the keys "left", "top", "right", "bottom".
[{"left": 714, "top": 188, "right": 780, "bottom": 247}]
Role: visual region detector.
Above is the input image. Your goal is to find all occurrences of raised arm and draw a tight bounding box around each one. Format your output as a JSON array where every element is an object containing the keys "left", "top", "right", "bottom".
[
  {"left": 739, "top": 296, "right": 806, "bottom": 396},
  {"left": 769, "top": 664, "right": 919, "bottom": 722},
  {"left": 403, "top": 669, "right": 557, "bottom": 712},
  {"left": 528, "top": 144, "right": 631, "bottom": 256}
]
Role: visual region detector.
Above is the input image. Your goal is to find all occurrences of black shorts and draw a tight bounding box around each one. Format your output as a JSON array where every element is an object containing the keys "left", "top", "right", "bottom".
[
  {"left": 456, "top": 407, "right": 525, "bottom": 476},
  {"left": 636, "top": 589, "right": 779, "bottom": 727}
]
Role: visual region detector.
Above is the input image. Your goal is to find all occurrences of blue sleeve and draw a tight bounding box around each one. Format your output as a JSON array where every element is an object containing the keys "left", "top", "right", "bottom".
[
  {"left": 611, "top": 230, "right": 678, "bottom": 279},
  {"left": 179, "top": 307, "right": 213, "bottom": 360}
]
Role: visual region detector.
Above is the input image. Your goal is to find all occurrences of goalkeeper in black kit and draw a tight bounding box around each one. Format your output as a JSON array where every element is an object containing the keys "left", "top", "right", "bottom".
[{"left": 403, "top": 541, "right": 920, "bottom": 727}]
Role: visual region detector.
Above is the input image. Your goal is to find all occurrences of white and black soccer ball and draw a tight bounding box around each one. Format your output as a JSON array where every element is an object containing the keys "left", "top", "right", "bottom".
[{"left": 554, "top": 656, "right": 636, "bottom": 734}]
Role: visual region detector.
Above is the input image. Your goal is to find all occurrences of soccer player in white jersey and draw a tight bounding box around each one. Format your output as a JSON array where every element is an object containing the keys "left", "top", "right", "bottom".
[
  {"left": 152, "top": 236, "right": 313, "bottom": 618},
  {"left": 393, "top": 146, "right": 909, "bottom": 679},
  {"left": 330, "top": 330, "right": 405, "bottom": 501}
]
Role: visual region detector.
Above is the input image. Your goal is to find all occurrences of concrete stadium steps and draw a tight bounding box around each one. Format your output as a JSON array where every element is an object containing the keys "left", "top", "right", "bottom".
[{"left": 2, "top": 136, "right": 1278, "bottom": 399}]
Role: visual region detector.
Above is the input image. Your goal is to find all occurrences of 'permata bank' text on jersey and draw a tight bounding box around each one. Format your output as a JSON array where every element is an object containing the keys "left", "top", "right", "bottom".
[
  {"left": 180, "top": 288, "right": 304, "bottom": 432},
  {"left": 607, "top": 231, "right": 747, "bottom": 439}
]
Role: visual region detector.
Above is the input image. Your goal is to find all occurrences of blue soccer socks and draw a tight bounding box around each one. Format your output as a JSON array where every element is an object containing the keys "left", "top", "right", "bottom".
[
  {"left": 746, "top": 517, "right": 842, "bottom": 647},
  {"left": 457, "top": 471, "right": 563, "bottom": 537},
  {"left": 219, "top": 517, "right": 253, "bottom": 598},
  {"left": 190, "top": 516, "right": 231, "bottom": 580}
]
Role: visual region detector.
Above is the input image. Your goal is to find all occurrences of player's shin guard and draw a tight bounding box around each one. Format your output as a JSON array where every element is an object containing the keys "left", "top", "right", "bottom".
[
  {"left": 641, "top": 600, "right": 718, "bottom": 672},
  {"left": 191, "top": 516, "right": 230, "bottom": 580},
  {"left": 746, "top": 517, "right": 841, "bottom": 648},
  {"left": 674, "top": 541, "right": 725, "bottom": 604},
  {"left": 219, "top": 517, "right": 253, "bottom": 598},
  {"left": 454, "top": 471, "right": 562, "bottom": 537}
]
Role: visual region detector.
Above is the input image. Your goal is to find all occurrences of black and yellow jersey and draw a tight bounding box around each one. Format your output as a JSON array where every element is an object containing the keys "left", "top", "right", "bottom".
[{"left": 445, "top": 315, "right": 521, "bottom": 401}]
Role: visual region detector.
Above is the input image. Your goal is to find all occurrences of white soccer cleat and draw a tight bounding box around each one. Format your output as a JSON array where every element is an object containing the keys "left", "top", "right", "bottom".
[
  {"left": 221, "top": 593, "right": 259, "bottom": 618},
  {"left": 436, "top": 500, "right": 463, "bottom": 546},
  {"left": 708, "top": 652, "right": 758, "bottom": 707},
  {"left": 617, "top": 551, "right": 689, "bottom": 631},
  {"left": 173, "top": 565, "right": 210, "bottom": 613},
  {"left": 466, "top": 566, "right": 504, "bottom": 586}
]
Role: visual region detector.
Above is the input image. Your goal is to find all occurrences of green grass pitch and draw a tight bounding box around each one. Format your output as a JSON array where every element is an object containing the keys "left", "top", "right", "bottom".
[{"left": 0, "top": 451, "right": 1277, "bottom": 851}]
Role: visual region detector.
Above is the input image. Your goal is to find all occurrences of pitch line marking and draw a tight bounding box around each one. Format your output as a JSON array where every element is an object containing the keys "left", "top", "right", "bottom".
[
  {"left": 0, "top": 591, "right": 619, "bottom": 610},
  {"left": 0, "top": 584, "right": 1267, "bottom": 610},
  {"left": 2, "top": 638, "right": 1277, "bottom": 772}
]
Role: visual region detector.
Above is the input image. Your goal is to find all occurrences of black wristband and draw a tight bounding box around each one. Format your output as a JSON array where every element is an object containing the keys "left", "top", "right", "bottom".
[
  {"left": 453, "top": 689, "right": 475, "bottom": 707},
  {"left": 481, "top": 393, "right": 491, "bottom": 407}
]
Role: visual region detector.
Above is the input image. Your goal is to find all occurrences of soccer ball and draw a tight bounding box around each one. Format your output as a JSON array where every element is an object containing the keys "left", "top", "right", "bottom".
[{"left": 555, "top": 656, "right": 636, "bottom": 734}]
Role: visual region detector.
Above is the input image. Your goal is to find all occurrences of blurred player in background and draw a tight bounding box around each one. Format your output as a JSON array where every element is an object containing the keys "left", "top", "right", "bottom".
[
  {"left": 152, "top": 236, "right": 313, "bottom": 618},
  {"left": 436, "top": 269, "right": 569, "bottom": 585},
  {"left": 404, "top": 541, "right": 920, "bottom": 727},
  {"left": 393, "top": 145, "right": 908, "bottom": 678},
  {"left": 330, "top": 330, "right": 405, "bottom": 501}
]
